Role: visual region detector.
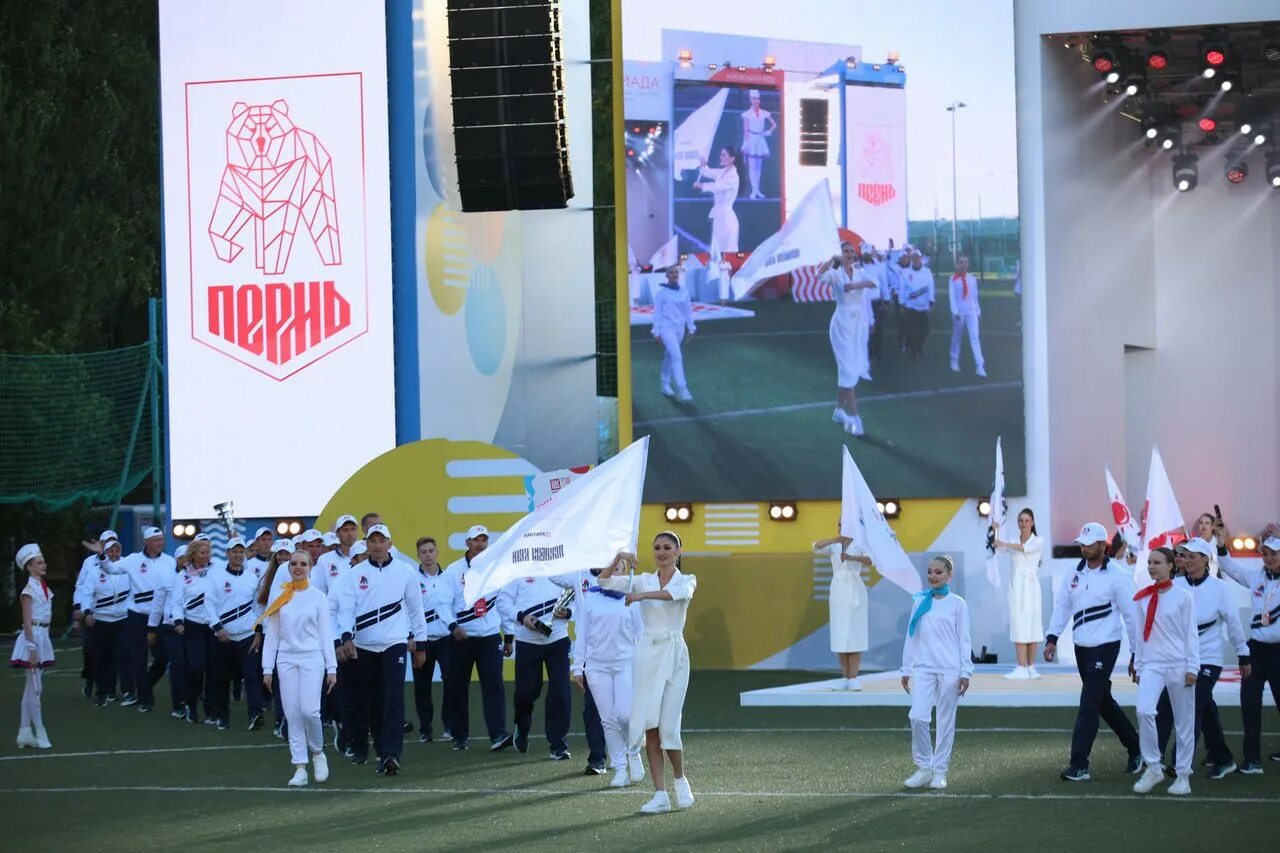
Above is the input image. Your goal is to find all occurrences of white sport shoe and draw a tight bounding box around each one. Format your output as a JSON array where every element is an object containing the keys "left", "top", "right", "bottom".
[
  {"left": 903, "top": 769, "right": 933, "bottom": 788},
  {"left": 610, "top": 767, "right": 630, "bottom": 788},
  {"left": 848, "top": 677, "right": 863, "bottom": 692},
  {"left": 950, "top": 361, "right": 960, "bottom": 373},
  {"left": 288, "top": 767, "right": 309, "bottom": 787},
  {"left": 976, "top": 367, "right": 988, "bottom": 378},
  {"left": 673, "top": 776, "right": 695, "bottom": 808},
  {"left": 1003, "top": 666, "right": 1024, "bottom": 680},
  {"left": 676, "top": 388, "right": 693, "bottom": 403},
  {"left": 33, "top": 727, "right": 51, "bottom": 749},
  {"left": 1027, "top": 666, "right": 1042, "bottom": 680},
  {"left": 929, "top": 774, "right": 948, "bottom": 790},
  {"left": 660, "top": 383, "right": 675, "bottom": 397},
  {"left": 628, "top": 752, "right": 645, "bottom": 783},
  {"left": 1133, "top": 766, "right": 1164, "bottom": 794},
  {"left": 312, "top": 752, "right": 329, "bottom": 783},
  {"left": 1168, "top": 775, "right": 1191, "bottom": 796},
  {"left": 846, "top": 416, "right": 864, "bottom": 437},
  {"left": 832, "top": 408, "right": 849, "bottom": 425},
  {"left": 15, "top": 728, "right": 36, "bottom": 749},
  {"left": 639, "top": 790, "right": 672, "bottom": 814}
]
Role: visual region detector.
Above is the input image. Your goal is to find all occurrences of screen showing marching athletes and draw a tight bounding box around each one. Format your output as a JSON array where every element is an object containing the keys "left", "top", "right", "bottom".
[{"left": 621, "top": 1, "right": 1025, "bottom": 502}]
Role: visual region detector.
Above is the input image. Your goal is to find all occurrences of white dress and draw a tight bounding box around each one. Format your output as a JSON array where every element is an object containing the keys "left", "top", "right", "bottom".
[
  {"left": 822, "top": 543, "right": 868, "bottom": 653},
  {"left": 10, "top": 578, "right": 55, "bottom": 669},
  {"left": 697, "top": 165, "right": 740, "bottom": 253},
  {"left": 825, "top": 266, "right": 871, "bottom": 388},
  {"left": 1007, "top": 534, "right": 1045, "bottom": 643},
  {"left": 740, "top": 108, "right": 772, "bottom": 157}
]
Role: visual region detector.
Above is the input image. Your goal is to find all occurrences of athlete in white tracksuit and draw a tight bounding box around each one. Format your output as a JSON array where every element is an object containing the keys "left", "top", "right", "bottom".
[
  {"left": 948, "top": 255, "right": 985, "bottom": 377},
  {"left": 651, "top": 266, "right": 696, "bottom": 402}
]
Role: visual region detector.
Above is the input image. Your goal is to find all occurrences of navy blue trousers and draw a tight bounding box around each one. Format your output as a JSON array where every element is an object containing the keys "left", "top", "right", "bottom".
[{"left": 514, "top": 637, "right": 571, "bottom": 753}]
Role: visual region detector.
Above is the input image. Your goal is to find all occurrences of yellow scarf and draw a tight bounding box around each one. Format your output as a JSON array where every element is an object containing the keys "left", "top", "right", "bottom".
[{"left": 254, "top": 578, "right": 309, "bottom": 628}]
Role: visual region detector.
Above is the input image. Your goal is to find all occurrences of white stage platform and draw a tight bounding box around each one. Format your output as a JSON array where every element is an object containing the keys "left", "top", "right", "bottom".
[{"left": 740, "top": 665, "right": 1245, "bottom": 708}]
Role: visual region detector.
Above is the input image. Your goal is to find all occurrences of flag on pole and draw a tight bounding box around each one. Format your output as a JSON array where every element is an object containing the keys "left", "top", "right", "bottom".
[
  {"left": 649, "top": 235, "right": 678, "bottom": 270},
  {"left": 984, "top": 437, "right": 1005, "bottom": 588},
  {"left": 706, "top": 242, "right": 730, "bottom": 302},
  {"left": 730, "top": 180, "right": 840, "bottom": 299},
  {"left": 463, "top": 438, "right": 649, "bottom": 606},
  {"left": 1104, "top": 465, "right": 1141, "bottom": 553},
  {"left": 840, "top": 447, "right": 921, "bottom": 595},
  {"left": 1134, "top": 447, "right": 1187, "bottom": 587},
  {"left": 672, "top": 88, "right": 729, "bottom": 180}
]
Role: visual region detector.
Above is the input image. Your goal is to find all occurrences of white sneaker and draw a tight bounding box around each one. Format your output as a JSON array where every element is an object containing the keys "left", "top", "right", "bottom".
[
  {"left": 628, "top": 752, "right": 645, "bottom": 783},
  {"left": 1168, "top": 775, "right": 1191, "bottom": 796},
  {"left": 950, "top": 361, "right": 960, "bottom": 372},
  {"left": 1027, "top": 666, "right": 1042, "bottom": 680},
  {"left": 929, "top": 774, "right": 948, "bottom": 790},
  {"left": 660, "top": 383, "right": 675, "bottom": 397},
  {"left": 976, "top": 367, "right": 988, "bottom": 378},
  {"left": 15, "top": 728, "right": 36, "bottom": 749},
  {"left": 1003, "top": 666, "right": 1025, "bottom": 680},
  {"left": 32, "top": 727, "right": 51, "bottom": 749},
  {"left": 673, "top": 776, "right": 695, "bottom": 808},
  {"left": 903, "top": 769, "right": 933, "bottom": 788},
  {"left": 676, "top": 388, "right": 693, "bottom": 403},
  {"left": 832, "top": 408, "right": 849, "bottom": 425},
  {"left": 312, "top": 752, "right": 329, "bottom": 783},
  {"left": 848, "top": 416, "right": 865, "bottom": 437},
  {"left": 288, "top": 767, "right": 309, "bottom": 787},
  {"left": 848, "top": 677, "right": 863, "bottom": 692},
  {"left": 610, "top": 767, "right": 631, "bottom": 788},
  {"left": 639, "top": 791, "right": 672, "bottom": 814},
  {"left": 833, "top": 678, "right": 848, "bottom": 691},
  {"left": 1133, "top": 766, "right": 1164, "bottom": 794}
]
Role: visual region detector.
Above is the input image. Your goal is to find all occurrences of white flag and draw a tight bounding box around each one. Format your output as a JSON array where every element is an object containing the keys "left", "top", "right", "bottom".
[
  {"left": 524, "top": 465, "right": 592, "bottom": 512},
  {"left": 463, "top": 438, "right": 649, "bottom": 606},
  {"left": 1104, "top": 465, "right": 1141, "bottom": 553},
  {"left": 672, "top": 88, "right": 728, "bottom": 180},
  {"left": 840, "top": 447, "right": 921, "bottom": 595},
  {"left": 1141, "top": 446, "right": 1187, "bottom": 552},
  {"left": 649, "top": 235, "right": 678, "bottom": 270},
  {"left": 984, "top": 437, "right": 1005, "bottom": 588},
  {"left": 730, "top": 180, "right": 840, "bottom": 299}
]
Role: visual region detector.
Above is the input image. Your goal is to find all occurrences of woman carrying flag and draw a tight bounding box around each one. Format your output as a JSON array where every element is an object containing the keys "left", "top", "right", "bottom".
[
  {"left": 822, "top": 242, "right": 879, "bottom": 437},
  {"left": 812, "top": 520, "right": 871, "bottom": 690}
]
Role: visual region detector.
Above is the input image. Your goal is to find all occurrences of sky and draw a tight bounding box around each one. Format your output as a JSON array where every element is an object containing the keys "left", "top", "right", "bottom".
[{"left": 621, "top": 0, "right": 1020, "bottom": 219}]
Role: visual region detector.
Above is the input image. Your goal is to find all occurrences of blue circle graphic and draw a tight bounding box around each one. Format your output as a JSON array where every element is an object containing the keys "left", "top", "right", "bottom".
[{"left": 464, "top": 264, "right": 506, "bottom": 376}]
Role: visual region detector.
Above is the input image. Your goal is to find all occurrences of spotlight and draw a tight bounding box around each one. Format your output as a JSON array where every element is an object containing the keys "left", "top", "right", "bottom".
[
  {"left": 1225, "top": 160, "right": 1248, "bottom": 184},
  {"left": 1198, "top": 117, "right": 1217, "bottom": 133},
  {"left": 276, "top": 521, "right": 290, "bottom": 535},
  {"left": 276, "top": 518, "right": 302, "bottom": 536},
  {"left": 762, "top": 55, "right": 776, "bottom": 73},
  {"left": 677, "top": 48, "right": 692, "bottom": 68},
  {"left": 845, "top": 56, "right": 857, "bottom": 70},
  {"left": 1202, "top": 41, "right": 1227, "bottom": 68},
  {"left": 664, "top": 503, "right": 693, "bottom": 523},
  {"left": 1146, "top": 50, "right": 1168, "bottom": 70},
  {"left": 1120, "top": 70, "right": 1145, "bottom": 97},
  {"left": 1239, "top": 122, "right": 1253, "bottom": 136},
  {"left": 172, "top": 522, "right": 197, "bottom": 540},
  {"left": 1266, "top": 150, "right": 1280, "bottom": 187},
  {"left": 1202, "top": 67, "right": 1217, "bottom": 79},
  {"left": 977, "top": 499, "right": 992, "bottom": 518},
  {"left": 1265, "top": 43, "right": 1280, "bottom": 64},
  {"left": 1173, "top": 153, "right": 1198, "bottom": 192},
  {"left": 1092, "top": 48, "right": 1116, "bottom": 75},
  {"left": 875, "top": 498, "right": 901, "bottom": 519},
  {"left": 1231, "top": 536, "right": 1259, "bottom": 552},
  {"left": 1157, "top": 124, "right": 1180, "bottom": 150},
  {"left": 768, "top": 501, "right": 798, "bottom": 522},
  {"left": 1254, "top": 129, "right": 1269, "bottom": 146},
  {"left": 1105, "top": 70, "right": 1120, "bottom": 85}
]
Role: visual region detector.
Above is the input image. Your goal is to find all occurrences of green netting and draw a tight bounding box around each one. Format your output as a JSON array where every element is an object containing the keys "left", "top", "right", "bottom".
[{"left": 0, "top": 343, "right": 157, "bottom": 509}]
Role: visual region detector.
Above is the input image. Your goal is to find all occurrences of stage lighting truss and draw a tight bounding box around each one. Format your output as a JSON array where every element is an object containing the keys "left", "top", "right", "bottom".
[
  {"left": 1173, "top": 152, "right": 1199, "bottom": 192},
  {"left": 875, "top": 499, "right": 901, "bottom": 519},
  {"left": 664, "top": 503, "right": 693, "bottom": 524},
  {"left": 172, "top": 522, "right": 198, "bottom": 540},
  {"left": 767, "top": 501, "right": 798, "bottom": 522},
  {"left": 1266, "top": 149, "right": 1280, "bottom": 187}
]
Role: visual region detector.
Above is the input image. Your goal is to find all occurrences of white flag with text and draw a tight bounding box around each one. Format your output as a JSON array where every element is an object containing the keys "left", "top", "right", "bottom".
[
  {"left": 730, "top": 180, "right": 840, "bottom": 299},
  {"left": 840, "top": 447, "right": 921, "bottom": 595},
  {"left": 672, "top": 88, "right": 728, "bottom": 180}
]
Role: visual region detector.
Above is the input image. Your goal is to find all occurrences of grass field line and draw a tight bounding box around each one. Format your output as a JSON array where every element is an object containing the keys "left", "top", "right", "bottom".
[
  {"left": 0, "top": 784, "right": 1273, "bottom": 806},
  {"left": 699, "top": 328, "right": 1022, "bottom": 341},
  {"left": 635, "top": 380, "right": 1022, "bottom": 429}
]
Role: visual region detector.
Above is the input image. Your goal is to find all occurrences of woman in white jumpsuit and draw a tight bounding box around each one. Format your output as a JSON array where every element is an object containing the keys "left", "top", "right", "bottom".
[
  {"left": 812, "top": 522, "right": 870, "bottom": 690},
  {"left": 650, "top": 265, "right": 696, "bottom": 402},
  {"left": 597, "top": 533, "right": 697, "bottom": 815},
  {"left": 993, "top": 508, "right": 1044, "bottom": 680},
  {"left": 739, "top": 90, "right": 777, "bottom": 199},
  {"left": 694, "top": 147, "right": 741, "bottom": 253},
  {"left": 823, "top": 242, "right": 879, "bottom": 436}
]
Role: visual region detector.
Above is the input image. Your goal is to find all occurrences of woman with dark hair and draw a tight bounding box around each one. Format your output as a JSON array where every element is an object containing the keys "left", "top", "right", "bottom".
[
  {"left": 994, "top": 508, "right": 1044, "bottom": 679},
  {"left": 694, "top": 146, "right": 741, "bottom": 253},
  {"left": 597, "top": 533, "right": 698, "bottom": 814},
  {"left": 822, "top": 241, "right": 879, "bottom": 436},
  {"left": 1192, "top": 512, "right": 1221, "bottom": 576},
  {"left": 812, "top": 518, "right": 871, "bottom": 690},
  {"left": 739, "top": 89, "right": 776, "bottom": 199}
]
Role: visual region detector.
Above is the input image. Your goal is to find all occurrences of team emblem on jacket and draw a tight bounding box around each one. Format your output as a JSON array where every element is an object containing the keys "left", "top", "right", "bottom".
[
  {"left": 224, "top": 581, "right": 233, "bottom": 593},
  {"left": 359, "top": 575, "right": 369, "bottom": 591},
  {"left": 1070, "top": 576, "right": 1079, "bottom": 590},
  {"left": 330, "top": 566, "right": 339, "bottom": 577},
  {"left": 525, "top": 578, "right": 535, "bottom": 584},
  {"left": 185, "top": 575, "right": 193, "bottom": 585},
  {"left": 475, "top": 598, "right": 488, "bottom": 616},
  {"left": 581, "top": 579, "right": 589, "bottom": 592},
  {"left": 140, "top": 565, "right": 148, "bottom": 574}
]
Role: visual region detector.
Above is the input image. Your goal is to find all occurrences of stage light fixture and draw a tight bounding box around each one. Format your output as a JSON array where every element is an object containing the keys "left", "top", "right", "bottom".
[
  {"left": 1231, "top": 536, "right": 1258, "bottom": 552},
  {"left": 1254, "top": 129, "right": 1269, "bottom": 146},
  {"left": 277, "top": 518, "right": 302, "bottom": 536},
  {"left": 1157, "top": 124, "right": 1180, "bottom": 151},
  {"left": 173, "top": 522, "right": 197, "bottom": 540},
  {"left": 1265, "top": 43, "right": 1280, "bottom": 64},
  {"left": 1240, "top": 121, "right": 1254, "bottom": 136},
  {"left": 1203, "top": 43, "right": 1227, "bottom": 68},
  {"left": 762, "top": 55, "right": 776, "bottom": 73},
  {"left": 1199, "top": 117, "right": 1217, "bottom": 133},
  {"left": 1202, "top": 67, "right": 1216, "bottom": 79},
  {"left": 1173, "top": 153, "right": 1198, "bottom": 192},
  {"left": 875, "top": 499, "right": 901, "bottom": 519},
  {"left": 677, "top": 48, "right": 692, "bottom": 68},
  {"left": 1225, "top": 160, "right": 1248, "bottom": 184},
  {"left": 1266, "top": 150, "right": 1280, "bottom": 187},
  {"left": 768, "top": 501, "right": 798, "bottom": 522},
  {"left": 845, "top": 56, "right": 857, "bottom": 70},
  {"left": 1120, "top": 70, "right": 1145, "bottom": 97},
  {"left": 664, "top": 503, "right": 693, "bottom": 523},
  {"left": 1146, "top": 50, "right": 1168, "bottom": 70},
  {"left": 1092, "top": 49, "right": 1116, "bottom": 74},
  {"left": 977, "top": 499, "right": 992, "bottom": 518}
]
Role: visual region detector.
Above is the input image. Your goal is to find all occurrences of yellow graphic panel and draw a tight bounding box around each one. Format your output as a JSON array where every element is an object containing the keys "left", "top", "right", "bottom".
[{"left": 424, "top": 204, "right": 472, "bottom": 316}]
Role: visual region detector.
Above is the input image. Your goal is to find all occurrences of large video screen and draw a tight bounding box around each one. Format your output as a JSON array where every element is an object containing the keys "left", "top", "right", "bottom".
[{"left": 622, "top": 0, "right": 1024, "bottom": 501}]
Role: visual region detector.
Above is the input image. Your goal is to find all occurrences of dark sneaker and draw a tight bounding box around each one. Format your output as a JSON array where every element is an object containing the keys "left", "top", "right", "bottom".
[
  {"left": 549, "top": 749, "right": 571, "bottom": 761},
  {"left": 121, "top": 693, "right": 138, "bottom": 707},
  {"left": 104, "top": 694, "right": 118, "bottom": 704},
  {"left": 248, "top": 713, "right": 264, "bottom": 732},
  {"left": 82, "top": 679, "right": 94, "bottom": 698},
  {"left": 491, "top": 734, "right": 513, "bottom": 752},
  {"left": 584, "top": 765, "right": 607, "bottom": 776},
  {"left": 418, "top": 732, "right": 433, "bottom": 743},
  {"left": 203, "top": 717, "right": 218, "bottom": 727},
  {"left": 216, "top": 719, "right": 231, "bottom": 731},
  {"left": 1125, "top": 755, "right": 1144, "bottom": 775},
  {"left": 452, "top": 740, "right": 469, "bottom": 751},
  {"left": 1238, "top": 761, "right": 1264, "bottom": 775},
  {"left": 93, "top": 697, "right": 107, "bottom": 708},
  {"left": 382, "top": 756, "right": 400, "bottom": 776},
  {"left": 344, "top": 746, "right": 356, "bottom": 758},
  {"left": 514, "top": 732, "right": 529, "bottom": 754},
  {"left": 1269, "top": 751, "right": 1280, "bottom": 762},
  {"left": 1060, "top": 766, "right": 1091, "bottom": 782},
  {"left": 1208, "top": 762, "right": 1237, "bottom": 780},
  {"left": 442, "top": 729, "right": 453, "bottom": 740},
  {"left": 403, "top": 721, "right": 414, "bottom": 734},
  {"left": 185, "top": 710, "right": 200, "bottom": 724},
  {"left": 273, "top": 721, "right": 284, "bottom": 739},
  {"left": 350, "top": 751, "right": 369, "bottom": 765},
  {"left": 170, "top": 708, "right": 186, "bottom": 720},
  {"left": 138, "top": 703, "right": 154, "bottom": 713}
]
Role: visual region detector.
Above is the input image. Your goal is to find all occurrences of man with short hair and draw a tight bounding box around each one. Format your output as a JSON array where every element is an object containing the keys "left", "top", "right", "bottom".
[
  {"left": 105, "top": 527, "right": 175, "bottom": 712},
  {"left": 898, "top": 253, "right": 935, "bottom": 365},
  {"left": 204, "top": 537, "right": 266, "bottom": 731}
]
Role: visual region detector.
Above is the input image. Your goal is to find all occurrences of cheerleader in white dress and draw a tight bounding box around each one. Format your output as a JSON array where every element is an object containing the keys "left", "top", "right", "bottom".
[
  {"left": 694, "top": 147, "right": 741, "bottom": 253},
  {"left": 739, "top": 90, "right": 777, "bottom": 199},
  {"left": 812, "top": 522, "right": 871, "bottom": 690},
  {"left": 597, "top": 534, "right": 697, "bottom": 815},
  {"left": 12, "top": 544, "right": 54, "bottom": 749},
  {"left": 993, "top": 508, "right": 1044, "bottom": 680},
  {"left": 822, "top": 242, "right": 879, "bottom": 436}
]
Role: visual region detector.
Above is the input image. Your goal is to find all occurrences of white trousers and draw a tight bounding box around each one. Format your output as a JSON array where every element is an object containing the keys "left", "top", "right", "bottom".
[
  {"left": 278, "top": 656, "right": 325, "bottom": 766},
  {"left": 908, "top": 670, "right": 961, "bottom": 774},
  {"left": 657, "top": 329, "right": 687, "bottom": 391},
  {"left": 949, "top": 312, "right": 984, "bottom": 369},
  {"left": 1137, "top": 665, "right": 1195, "bottom": 776},
  {"left": 586, "top": 665, "right": 638, "bottom": 768}
]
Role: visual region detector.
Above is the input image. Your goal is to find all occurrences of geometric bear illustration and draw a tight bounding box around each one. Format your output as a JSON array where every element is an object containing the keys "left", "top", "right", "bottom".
[{"left": 207, "top": 100, "right": 341, "bottom": 275}]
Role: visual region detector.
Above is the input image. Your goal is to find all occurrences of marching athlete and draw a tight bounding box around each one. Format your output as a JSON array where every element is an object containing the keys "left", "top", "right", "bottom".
[
  {"left": 169, "top": 539, "right": 216, "bottom": 723},
  {"left": 1045, "top": 523, "right": 1143, "bottom": 781},
  {"left": 80, "top": 535, "right": 131, "bottom": 706},
  {"left": 822, "top": 242, "right": 879, "bottom": 436},
  {"left": 898, "top": 253, "right": 935, "bottom": 365},
  {"left": 948, "top": 255, "right": 986, "bottom": 377},
  {"left": 260, "top": 549, "right": 336, "bottom": 787},
  {"left": 500, "top": 574, "right": 574, "bottom": 760},
  {"left": 73, "top": 530, "right": 118, "bottom": 699},
  {"left": 258, "top": 539, "right": 298, "bottom": 738},
  {"left": 597, "top": 533, "right": 698, "bottom": 815},
  {"left": 205, "top": 537, "right": 266, "bottom": 731},
  {"left": 245, "top": 526, "right": 275, "bottom": 578},
  {"left": 739, "top": 89, "right": 776, "bottom": 199},
  {"left": 151, "top": 544, "right": 189, "bottom": 718},
  {"left": 694, "top": 146, "right": 742, "bottom": 253},
  {"left": 993, "top": 508, "right": 1045, "bottom": 679},
  {"left": 12, "top": 544, "right": 54, "bottom": 749},
  {"left": 900, "top": 556, "right": 972, "bottom": 790},
  {"left": 651, "top": 265, "right": 696, "bottom": 403},
  {"left": 413, "top": 536, "right": 456, "bottom": 743},
  {"left": 812, "top": 521, "right": 871, "bottom": 690}
]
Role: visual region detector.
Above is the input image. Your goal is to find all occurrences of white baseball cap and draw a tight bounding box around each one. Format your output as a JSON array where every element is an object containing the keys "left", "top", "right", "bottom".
[
  {"left": 142, "top": 526, "right": 164, "bottom": 540},
  {"left": 272, "top": 539, "right": 292, "bottom": 554},
  {"left": 351, "top": 540, "right": 368, "bottom": 557},
  {"left": 290, "top": 535, "right": 302, "bottom": 548},
  {"left": 174, "top": 545, "right": 189, "bottom": 560},
  {"left": 1074, "top": 522, "right": 1109, "bottom": 546},
  {"left": 227, "top": 537, "right": 247, "bottom": 551},
  {"left": 1263, "top": 536, "right": 1280, "bottom": 553},
  {"left": 194, "top": 533, "right": 212, "bottom": 542},
  {"left": 300, "top": 529, "right": 324, "bottom": 543},
  {"left": 366, "top": 523, "right": 391, "bottom": 540},
  {"left": 253, "top": 526, "right": 273, "bottom": 540},
  {"left": 336, "top": 514, "right": 358, "bottom": 529},
  {"left": 323, "top": 531, "right": 339, "bottom": 547},
  {"left": 16, "top": 543, "right": 42, "bottom": 570},
  {"left": 99, "top": 529, "right": 120, "bottom": 543},
  {"left": 1182, "top": 537, "right": 1214, "bottom": 559},
  {"left": 466, "top": 524, "right": 490, "bottom": 539}
]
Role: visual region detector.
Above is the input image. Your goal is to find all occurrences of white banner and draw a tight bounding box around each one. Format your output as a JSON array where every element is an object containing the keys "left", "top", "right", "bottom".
[
  {"left": 840, "top": 447, "right": 921, "bottom": 595},
  {"left": 1138, "top": 447, "right": 1187, "bottom": 586},
  {"left": 524, "top": 465, "right": 593, "bottom": 512},
  {"left": 844, "top": 85, "right": 907, "bottom": 249},
  {"left": 985, "top": 436, "right": 1005, "bottom": 588},
  {"left": 672, "top": 88, "right": 728, "bottom": 180},
  {"left": 730, "top": 180, "right": 840, "bottom": 299},
  {"left": 159, "top": 0, "right": 394, "bottom": 517},
  {"left": 649, "top": 235, "right": 678, "bottom": 269},
  {"left": 1104, "top": 465, "right": 1142, "bottom": 554},
  {"left": 464, "top": 438, "right": 649, "bottom": 605}
]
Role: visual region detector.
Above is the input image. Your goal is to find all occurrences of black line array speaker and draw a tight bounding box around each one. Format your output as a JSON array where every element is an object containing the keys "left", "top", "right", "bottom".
[
  {"left": 798, "top": 98, "right": 829, "bottom": 167},
  {"left": 446, "top": 0, "right": 573, "bottom": 211}
]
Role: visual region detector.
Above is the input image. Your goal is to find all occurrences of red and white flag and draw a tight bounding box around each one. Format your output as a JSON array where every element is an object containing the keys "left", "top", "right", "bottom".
[
  {"left": 1135, "top": 447, "right": 1187, "bottom": 586},
  {"left": 1104, "top": 465, "right": 1141, "bottom": 554}
]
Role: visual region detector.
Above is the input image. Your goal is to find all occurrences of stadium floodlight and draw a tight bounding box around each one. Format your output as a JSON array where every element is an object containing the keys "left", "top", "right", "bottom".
[
  {"left": 1173, "top": 153, "right": 1198, "bottom": 192},
  {"left": 172, "top": 522, "right": 197, "bottom": 540}
]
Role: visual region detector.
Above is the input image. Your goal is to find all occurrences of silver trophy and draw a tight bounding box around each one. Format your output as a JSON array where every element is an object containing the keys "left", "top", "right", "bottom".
[
  {"left": 213, "top": 500, "right": 237, "bottom": 540},
  {"left": 533, "top": 586, "right": 576, "bottom": 637}
]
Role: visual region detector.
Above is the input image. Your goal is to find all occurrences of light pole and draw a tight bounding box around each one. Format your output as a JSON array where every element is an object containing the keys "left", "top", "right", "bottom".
[{"left": 946, "top": 101, "right": 966, "bottom": 262}]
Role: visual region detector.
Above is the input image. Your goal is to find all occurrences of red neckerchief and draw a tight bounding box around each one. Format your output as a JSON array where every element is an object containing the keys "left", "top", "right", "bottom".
[
  {"left": 952, "top": 272, "right": 968, "bottom": 299},
  {"left": 1133, "top": 579, "right": 1174, "bottom": 640},
  {"left": 40, "top": 578, "right": 49, "bottom": 597}
]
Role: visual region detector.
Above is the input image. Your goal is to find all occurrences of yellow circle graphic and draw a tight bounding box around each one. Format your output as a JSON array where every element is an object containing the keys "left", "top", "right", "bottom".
[{"left": 424, "top": 203, "right": 473, "bottom": 316}]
